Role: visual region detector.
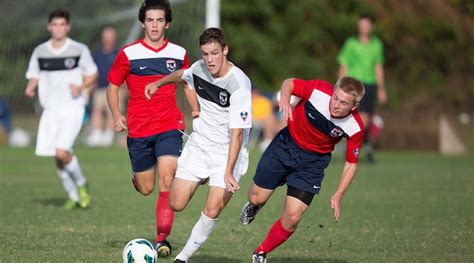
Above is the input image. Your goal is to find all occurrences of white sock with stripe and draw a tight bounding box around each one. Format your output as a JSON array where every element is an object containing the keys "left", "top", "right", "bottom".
[
  {"left": 175, "top": 211, "right": 218, "bottom": 261},
  {"left": 57, "top": 169, "right": 79, "bottom": 201},
  {"left": 64, "top": 155, "right": 86, "bottom": 186}
]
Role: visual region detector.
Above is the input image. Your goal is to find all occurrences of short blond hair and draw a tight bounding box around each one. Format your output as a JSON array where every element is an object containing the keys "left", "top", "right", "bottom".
[{"left": 334, "top": 76, "right": 365, "bottom": 104}]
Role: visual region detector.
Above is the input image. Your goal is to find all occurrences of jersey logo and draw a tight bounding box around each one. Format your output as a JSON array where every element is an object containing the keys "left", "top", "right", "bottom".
[
  {"left": 240, "top": 111, "right": 248, "bottom": 121},
  {"left": 139, "top": 66, "right": 148, "bottom": 70},
  {"left": 330, "top": 127, "right": 344, "bottom": 138},
  {"left": 219, "top": 91, "right": 228, "bottom": 106},
  {"left": 192, "top": 74, "right": 231, "bottom": 107},
  {"left": 166, "top": 59, "right": 176, "bottom": 72},
  {"left": 64, "top": 58, "right": 76, "bottom": 69},
  {"left": 353, "top": 148, "right": 360, "bottom": 156}
]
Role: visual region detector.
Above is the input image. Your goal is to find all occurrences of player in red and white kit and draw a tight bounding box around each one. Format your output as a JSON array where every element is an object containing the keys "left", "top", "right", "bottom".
[
  {"left": 240, "top": 77, "right": 365, "bottom": 263},
  {"left": 106, "top": 0, "right": 197, "bottom": 257}
]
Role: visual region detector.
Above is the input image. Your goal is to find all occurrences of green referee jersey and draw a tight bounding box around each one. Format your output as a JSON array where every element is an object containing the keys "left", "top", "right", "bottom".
[{"left": 337, "top": 36, "right": 384, "bottom": 84}]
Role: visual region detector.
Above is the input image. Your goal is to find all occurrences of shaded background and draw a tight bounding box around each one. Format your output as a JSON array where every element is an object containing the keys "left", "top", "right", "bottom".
[{"left": 0, "top": 0, "right": 473, "bottom": 151}]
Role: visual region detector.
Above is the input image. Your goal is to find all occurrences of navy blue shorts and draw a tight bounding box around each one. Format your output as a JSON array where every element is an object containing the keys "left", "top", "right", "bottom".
[
  {"left": 127, "top": 129, "right": 183, "bottom": 173},
  {"left": 358, "top": 83, "right": 377, "bottom": 114},
  {"left": 253, "top": 127, "right": 331, "bottom": 195}
]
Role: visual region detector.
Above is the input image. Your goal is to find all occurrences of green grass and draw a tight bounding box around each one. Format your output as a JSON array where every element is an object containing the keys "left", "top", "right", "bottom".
[{"left": 1, "top": 146, "right": 473, "bottom": 262}]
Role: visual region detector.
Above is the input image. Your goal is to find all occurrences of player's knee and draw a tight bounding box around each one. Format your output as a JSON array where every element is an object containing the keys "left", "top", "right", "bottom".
[
  {"left": 202, "top": 207, "right": 221, "bottom": 219},
  {"left": 248, "top": 193, "right": 267, "bottom": 206},
  {"left": 169, "top": 199, "right": 186, "bottom": 212},
  {"left": 157, "top": 174, "right": 173, "bottom": 190},
  {"left": 55, "top": 151, "right": 70, "bottom": 163},
  {"left": 137, "top": 184, "right": 154, "bottom": 196},
  {"left": 282, "top": 212, "right": 302, "bottom": 230}
]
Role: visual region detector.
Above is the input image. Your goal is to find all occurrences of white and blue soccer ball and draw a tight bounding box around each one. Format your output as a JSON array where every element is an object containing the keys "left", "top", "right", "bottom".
[
  {"left": 122, "top": 238, "right": 158, "bottom": 263},
  {"left": 9, "top": 128, "right": 31, "bottom": 148}
]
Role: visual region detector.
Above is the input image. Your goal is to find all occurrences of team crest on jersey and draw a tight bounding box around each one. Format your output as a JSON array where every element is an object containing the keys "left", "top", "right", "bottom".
[
  {"left": 219, "top": 91, "right": 228, "bottom": 106},
  {"left": 240, "top": 111, "right": 248, "bottom": 121},
  {"left": 330, "top": 127, "right": 344, "bottom": 138},
  {"left": 166, "top": 59, "right": 176, "bottom": 72},
  {"left": 353, "top": 148, "right": 360, "bottom": 156},
  {"left": 64, "top": 58, "right": 76, "bottom": 69}
]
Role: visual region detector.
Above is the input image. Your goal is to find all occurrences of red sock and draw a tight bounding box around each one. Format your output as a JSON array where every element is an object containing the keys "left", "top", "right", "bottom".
[
  {"left": 156, "top": 191, "right": 174, "bottom": 243},
  {"left": 255, "top": 218, "right": 294, "bottom": 254}
]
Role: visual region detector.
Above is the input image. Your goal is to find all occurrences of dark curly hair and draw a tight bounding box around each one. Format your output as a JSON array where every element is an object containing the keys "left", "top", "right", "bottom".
[
  {"left": 199, "top": 27, "right": 227, "bottom": 48},
  {"left": 138, "top": 0, "right": 172, "bottom": 23},
  {"left": 48, "top": 8, "right": 70, "bottom": 23}
]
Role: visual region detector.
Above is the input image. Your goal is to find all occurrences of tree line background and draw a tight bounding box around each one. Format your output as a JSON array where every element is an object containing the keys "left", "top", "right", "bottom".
[
  {"left": 222, "top": 0, "right": 473, "bottom": 113},
  {"left": 1, "top": 0, "right": 472, "bottom": 115}
]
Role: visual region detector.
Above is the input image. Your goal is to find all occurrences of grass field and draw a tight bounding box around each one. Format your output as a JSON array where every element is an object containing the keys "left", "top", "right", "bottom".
[{"left": 1, "top": 146, "right": 473, "bottom": 262}]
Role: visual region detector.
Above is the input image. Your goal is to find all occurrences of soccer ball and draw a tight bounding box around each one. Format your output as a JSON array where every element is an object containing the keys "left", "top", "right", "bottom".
[
  {"left": 9, "top": 128, "right": 31, "bottom": 148},
  {"left": 122, "top": 238, "right": 158, "bottom": 263}
]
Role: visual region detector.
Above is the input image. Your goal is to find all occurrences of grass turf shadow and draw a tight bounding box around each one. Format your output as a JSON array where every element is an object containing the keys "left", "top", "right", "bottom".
[
  {"left": 34, "top": 197, "right": 65, "bottom": 207},
  {"left": 189, "top": 255, "right": 242, "bottom": 263},
  {"left": 270, "top": 258, "right": 347, "bottom": 263}
]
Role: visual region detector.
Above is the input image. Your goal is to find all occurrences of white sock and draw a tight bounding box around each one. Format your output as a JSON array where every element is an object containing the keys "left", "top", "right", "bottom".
[
  {"left": 175, "top": 211, "right": 218, "bottom": 261},
  {"left": 57, "top": 169, "right": 79, "bottom": 201},
  {"left": 64, "top": 156, "right": 86, "bottom": 186}
]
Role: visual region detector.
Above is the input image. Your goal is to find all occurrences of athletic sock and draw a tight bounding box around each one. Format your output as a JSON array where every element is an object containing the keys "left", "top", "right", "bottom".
[
  {"left": 64, "top": 155, "right": 86, "bottom": 186},
  {"left": 255, "top": 218, "right": 294, "bottom": 254},
  {"left": 57, "top": 169, "right": 79, "bottom": 202},
  {"left": 156, "top": 191, "right": 174, "bottom": 242},
  {"left": 175, "top": 212, "right": 218, "bottom": 261}
]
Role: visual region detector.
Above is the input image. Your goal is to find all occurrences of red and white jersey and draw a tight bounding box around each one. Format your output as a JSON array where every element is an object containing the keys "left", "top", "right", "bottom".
[
  {"left": 108, "top": 39, "right": 189, "bottom": 138},
  {"left": 288, "top": 79, "right": 364, "bottom": 163}
]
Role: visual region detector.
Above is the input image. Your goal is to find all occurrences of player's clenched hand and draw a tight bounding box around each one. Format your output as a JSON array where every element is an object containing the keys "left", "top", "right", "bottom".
[
  {"left": 191, "top": 111, "right": 200, "bottom": 119},
  {"left": 330, "top": 192, "right": 343, "bottom": 223},
  {"left": 25, "top": 86, "right": 36, "bottom": 98},
  {"left": 144, "top": 82, "right": 160, "bottom": 100},
  {"left": 279, "top": 99, "right": 293, "bottom": 122},
  {"left": 224, "top": 172, "right": 240, "bottom": 193},
  {"left": 112, "top": 113, "right": 127, "bottom": 132},
  {"left": 70, "top": 84, "right": 82, "bottom": 98}
]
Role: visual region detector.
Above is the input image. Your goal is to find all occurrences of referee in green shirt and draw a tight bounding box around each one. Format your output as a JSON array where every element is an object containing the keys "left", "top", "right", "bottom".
[{"left": 338, "top": 14, "right": 387, "bottom": 163}]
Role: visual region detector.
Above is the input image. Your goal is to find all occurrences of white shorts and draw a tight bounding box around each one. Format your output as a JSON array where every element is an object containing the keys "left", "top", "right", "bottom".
[
  {"left": 175, "top": 132, "right": 249, "bottom": 189},
  {"left": 35, "top": 107, "right": 85, "bottom": 156}
]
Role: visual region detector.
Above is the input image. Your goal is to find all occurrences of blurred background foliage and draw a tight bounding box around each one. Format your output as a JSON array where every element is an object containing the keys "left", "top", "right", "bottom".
[
  {"left": 0, "top": 0, "right": 472, "bottom": 113},
  {"left": 222, "top": 0, "right": 474, "bottom": 112}
]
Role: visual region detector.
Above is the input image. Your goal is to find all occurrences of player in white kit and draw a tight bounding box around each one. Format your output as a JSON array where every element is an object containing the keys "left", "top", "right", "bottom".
[
  {"left": 145, "top": 27, "right": 252, "bottom": 263},
  {"left": 24, "top": 8, "right": 98, "bottom": 209}
]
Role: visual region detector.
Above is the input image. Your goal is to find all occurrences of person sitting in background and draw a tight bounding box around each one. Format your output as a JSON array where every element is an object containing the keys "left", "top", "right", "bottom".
[
  {"left": 87, "top": 26, "right": 122, "bottom": 147},
  {"left": 0, "top": 98, "right": 12, "bottom": 144},
  {"left": 250, "top": 88, "right": 277, "bottom": 151}
]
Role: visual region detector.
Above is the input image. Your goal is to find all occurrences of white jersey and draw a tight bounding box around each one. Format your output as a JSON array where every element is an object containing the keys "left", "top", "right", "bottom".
[
  {"left": 182, "top": 60, "right": 252, "bottom": 145},
  {"left": 25, "top": 38, "right": 98, "bottom": 110}
]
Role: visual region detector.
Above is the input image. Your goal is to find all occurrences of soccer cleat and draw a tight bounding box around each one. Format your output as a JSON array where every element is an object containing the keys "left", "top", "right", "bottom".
[
  {"left": 63, "top": 199, "right": 78, "bottom": 210},
  {"left": 174, "top": 259, "right": 186, "bottom": 263},
  {"left": 155, "top": 240, "right": 172, "bottom": 258},
  {"left": 78, "top": 184, "right": 91, "bottom": 208},
  {"left": 252, "top": 251, "right": 267, "bottom": 263},
  {"left": 240, "top": 201, "right": 262, "bottom": 225}
]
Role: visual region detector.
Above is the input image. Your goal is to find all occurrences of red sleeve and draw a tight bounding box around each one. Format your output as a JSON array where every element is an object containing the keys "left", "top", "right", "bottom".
[
  {"left": 292, "top": 79, "right": 320, "bottom": 100},
  {"left": 346, "top": 130, "right": 363, "bottom": 163},
  {"left": 181, "top": 53, "right": 190, "bottom": 69},
  {"left": 345, "top": 113, "right": 365, "bottom": 163},
  {"left": 107, "top": 49, "right": 130, "bottom": 86}
]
